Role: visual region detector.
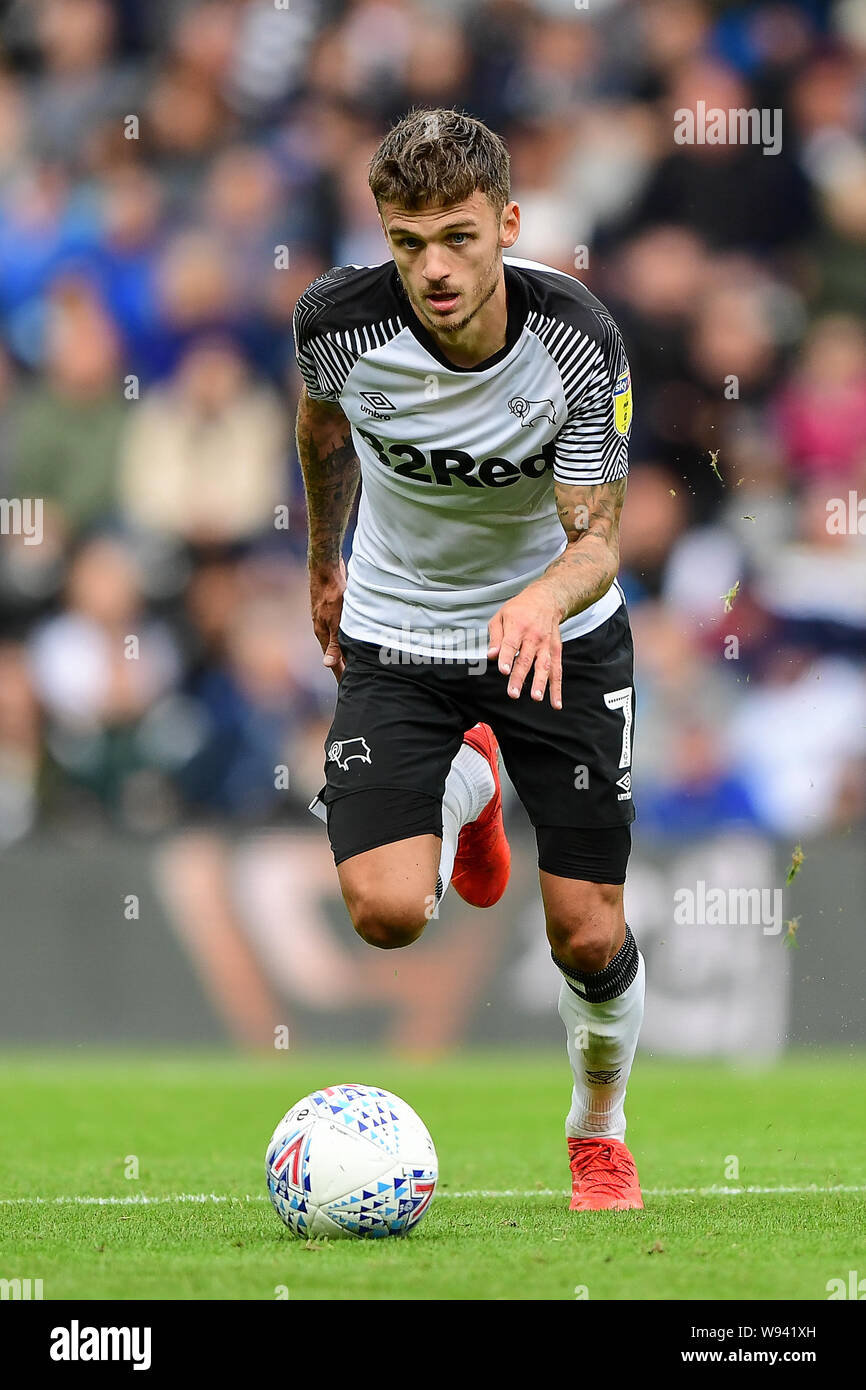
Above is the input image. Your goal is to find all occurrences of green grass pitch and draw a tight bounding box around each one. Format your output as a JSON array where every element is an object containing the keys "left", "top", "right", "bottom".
[{"left": 1, "top": 1051, "right": 864, "bottom": 1301}]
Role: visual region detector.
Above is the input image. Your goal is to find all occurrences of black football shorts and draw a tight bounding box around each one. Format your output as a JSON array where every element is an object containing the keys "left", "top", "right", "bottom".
[{"left": 311, "top": 604, "right": 636, "bottom": 881}]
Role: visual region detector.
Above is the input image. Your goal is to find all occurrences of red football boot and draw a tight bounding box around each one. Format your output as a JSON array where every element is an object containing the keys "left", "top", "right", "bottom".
[
  {"left": 450, "top": 723, "right": 511, "bottom": 909},
  {"left": 568, "top": 1137, "right": 644, "bottom": 1211}
]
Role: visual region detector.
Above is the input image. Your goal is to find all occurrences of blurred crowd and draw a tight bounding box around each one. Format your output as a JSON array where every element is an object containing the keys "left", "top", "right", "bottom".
[{"left": 0, "top": 0, "right": 864, "bottom": 849}]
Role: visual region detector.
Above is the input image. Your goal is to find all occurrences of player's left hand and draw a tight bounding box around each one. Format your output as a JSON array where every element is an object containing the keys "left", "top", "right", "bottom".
[{"left": 487, "top": 584, "right": 564, "bottom": 710}]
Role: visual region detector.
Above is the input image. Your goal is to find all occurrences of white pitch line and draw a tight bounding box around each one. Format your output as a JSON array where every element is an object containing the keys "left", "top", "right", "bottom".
[
  {"left": 1, "top": 1184, "right": 865, "bottom": 1207},
  {"left": 450, "top": 1184, "right": 866, "bottom": 1198}
]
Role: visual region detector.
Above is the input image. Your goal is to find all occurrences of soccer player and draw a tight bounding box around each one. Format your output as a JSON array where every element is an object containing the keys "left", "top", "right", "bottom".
[{"left": 294, "top": 108, "right": 644, "bottom": 1210}]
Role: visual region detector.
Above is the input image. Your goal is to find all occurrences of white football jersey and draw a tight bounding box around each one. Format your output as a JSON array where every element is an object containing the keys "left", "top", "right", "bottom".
[{"left": 293, "top": 255, "right": 632, "bottom": 656}]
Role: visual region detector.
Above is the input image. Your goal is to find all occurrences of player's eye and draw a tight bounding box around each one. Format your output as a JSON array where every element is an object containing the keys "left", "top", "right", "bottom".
[{"left": 449, "top": 233, "right": 470, "bottom": 244}]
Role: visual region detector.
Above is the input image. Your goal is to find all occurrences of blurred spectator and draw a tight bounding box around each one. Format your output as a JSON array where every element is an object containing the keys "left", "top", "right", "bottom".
[
  {"left": 332, "top": 137, "right": 391, "bottom": 265},
  {"left": 773, "top": 314, "right": 866, "bottom": 483},
  {"left": 118, "top": 338, "right": 286, "bottom": 545},
  {"left": 508, "top": 119, "right": 585, "bottom": 267},
  {"left": 0, "top": 70, "right": 27, "bottom": 182},
  {"left": 633, "top": 0, "right": 710, "bottom": 90},
  {"left": 752, "top": 479, "right": 866, "bottom": 647},
  {"left": 25, "top": 0, "right": 141, "bottom": 167},
  {"left": 141, "top": 228, "right": 255, "bottom": 379},
  {"left": 503, "top": 10, "right": 599, "bottom": 118},
  {"left": 0, "top": 643, "right": 41, "bottom": 847},
  {"left": 90, "top": 164, "right": 165, "bottom": 357},
  {"left": 727, "top": 648, "right": 866, "bottom": 835},
  {"left": 638, "top": 720, "right": 763, "bottom": 839},
  {"left": 28, "top": 535, "right": 180, "bottom": 814},
  {"left": 619, "top": 461, "right": 688, "bottom": 600},
  {"left": 11, "top": 279, "right": 125, "bottom": 532},
  {"left": 203, "top": 146, "right": 284, "bottom": 291},
  {"left": 309, "top": 0, "right": 416, "bottom": 117},
  {"left": 809, "top": 154, "right": 866, "bottom": 317},
  {"left": 0, "top": 162, "right": 93, "bottom": 367},
  {"left": 226, "top": 0, "right": 322, "bottom": 118},
  {"left": 399, "top": 11, "right": 473, "bottom": 111},
  {"left": 688, "top": 268, "right": 780, "bottom": 400},
  {"left": 176, "top": 560, "right": 328, "bottom": 819},
  {"left": 634, "top": 58, "right": 814, "bottom": 251}
]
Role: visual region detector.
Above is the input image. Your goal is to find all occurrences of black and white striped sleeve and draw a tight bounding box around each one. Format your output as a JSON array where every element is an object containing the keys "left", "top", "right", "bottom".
[
  {"left": 292, "top": 269, "right": 358, "bottom": 404},
  {"left": 551, "top": 311, "right": 632, "bottom": 487}
]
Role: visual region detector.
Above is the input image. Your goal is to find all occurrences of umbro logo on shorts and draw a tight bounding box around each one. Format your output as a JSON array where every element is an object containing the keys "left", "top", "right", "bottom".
[{"left": 328, "top": 737, "right": 372, "bottom": 771}]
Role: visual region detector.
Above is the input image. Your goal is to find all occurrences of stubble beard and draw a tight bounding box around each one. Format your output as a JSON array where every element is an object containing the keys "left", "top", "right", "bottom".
[{"left": 416, "top": 251, "right": 503, "bottom": 337}]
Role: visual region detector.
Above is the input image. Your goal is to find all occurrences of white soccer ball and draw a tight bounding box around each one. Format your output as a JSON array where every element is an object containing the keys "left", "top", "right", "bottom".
[{"left": 265, "top": 1082, "right": 438, "bottom": 1239}]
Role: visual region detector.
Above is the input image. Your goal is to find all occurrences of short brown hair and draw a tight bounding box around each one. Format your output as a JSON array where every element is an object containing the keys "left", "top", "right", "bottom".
[{"left": 369, "top": 108, "right": 510, "bottom": 214}]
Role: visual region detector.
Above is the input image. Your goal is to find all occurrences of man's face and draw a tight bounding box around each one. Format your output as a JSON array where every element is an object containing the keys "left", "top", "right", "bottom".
[{"left": 380, "top": 190, "right": 519, "bottom": 336}]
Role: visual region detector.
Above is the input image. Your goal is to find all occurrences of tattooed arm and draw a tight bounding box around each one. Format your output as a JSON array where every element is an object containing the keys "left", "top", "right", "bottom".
[
  {"left": 295, "top": 385, "right": 361, "bottom": 680},
  {"left": 543, "top": 478, "right": 626, "bottom": 617},
  {"left": 487, "top": 479, "right": 627, "bottom": 710}
]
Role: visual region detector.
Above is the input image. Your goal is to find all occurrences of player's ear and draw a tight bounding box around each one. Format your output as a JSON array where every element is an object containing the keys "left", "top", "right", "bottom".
[{"left": 500, "top": 200, "right": 520, "bottom": 250}]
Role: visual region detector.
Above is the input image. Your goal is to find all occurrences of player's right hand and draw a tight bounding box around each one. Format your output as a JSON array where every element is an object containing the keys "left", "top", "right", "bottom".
[
  {"left": 487, "top": 581, "right": 564, "bottom": 710},
  {"left": 310, "top": 559, "right": 347, "bottom": 682}
]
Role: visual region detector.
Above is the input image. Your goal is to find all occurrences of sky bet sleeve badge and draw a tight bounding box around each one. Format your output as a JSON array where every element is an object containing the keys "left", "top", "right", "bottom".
[{"left": 613, "top": 369, "right": 632, "bottom": 436}]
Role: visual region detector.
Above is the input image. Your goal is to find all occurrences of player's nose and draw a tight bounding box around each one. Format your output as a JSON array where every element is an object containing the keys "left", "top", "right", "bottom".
[{"left": 421, "top": 250, "right": 450, "bottom": 285}]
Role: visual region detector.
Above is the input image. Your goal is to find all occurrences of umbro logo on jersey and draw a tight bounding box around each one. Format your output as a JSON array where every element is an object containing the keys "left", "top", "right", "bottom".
[
  {"left": 508, "top": 396, "right": 557, "bottom": 428},
  {"left": 616, "top": 771, "right": 632, "bottom": 800},
  {"left": 360, "top": 390, "right": 396, "bottom": 419}
]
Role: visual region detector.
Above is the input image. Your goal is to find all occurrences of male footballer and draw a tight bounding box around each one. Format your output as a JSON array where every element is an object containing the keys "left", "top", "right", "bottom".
[{"left": 294, "top": 108, "right": 644, "bottom": 1210}]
